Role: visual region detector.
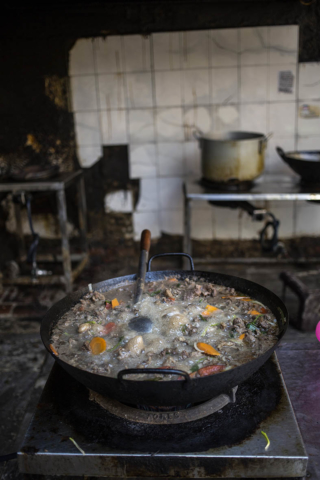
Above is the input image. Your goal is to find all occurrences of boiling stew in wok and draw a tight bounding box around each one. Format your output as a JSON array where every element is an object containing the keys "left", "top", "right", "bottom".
[{"left": 50, "top": 277, "right": 279, "bottom": 379}]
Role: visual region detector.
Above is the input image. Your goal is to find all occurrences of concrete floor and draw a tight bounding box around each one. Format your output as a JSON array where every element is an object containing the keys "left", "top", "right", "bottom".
[{"left": 0, "top": 258, "right": 319, "bottom": 479}]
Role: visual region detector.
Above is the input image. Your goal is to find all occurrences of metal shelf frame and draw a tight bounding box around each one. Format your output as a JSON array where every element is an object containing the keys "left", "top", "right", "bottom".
[{"left": 183, "top": 174, "right": 320, "bottom": 264}]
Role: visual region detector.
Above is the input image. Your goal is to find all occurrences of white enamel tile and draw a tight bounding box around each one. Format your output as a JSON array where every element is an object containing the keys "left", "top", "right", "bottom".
[
  {"left": 133, "top": 211, "right": 161, "bottom": 241},
  {"left": 295, "top": 202, "right": 320, "bottom": 236},
  {"left": 128, "top": 109, "right": 155, "bottom": 143},
  {"left": 69, "top": 39, "right": 95, "bottom": 75},
  {"left": 191, "top": 208, "right": 214, "bottom": 240},
  {"left": 299, "top": 63, "right": 320, "bottom": 100},
  {"left": 155, "top": 71, "right": 182, "bottom": 107},
  {"left": 153, "top": 32, "right": 181, "bottom": 70},
  {"left": 70, "top": 76, "right": 98, "bottom": 111},
  {"left": 269, "top": 65, "right": 297, "bottom": 102},
  {"left": 160, "top": 210, "right": 184, "bottom": 235},
  {"left": 209, "top": 29, "right": 239, "bottom": 67},
  {"left": 159, "top": 177, "right": 184, "bottom": 210},
  {"left": 239, "top": 211, "right": 262, "bottom": 240},
  {"left": 240, "top": 66, "right": 268, "bottom": 103},
  {"left": 94, "top": 37, "right": 123, "bottom": 73},
  {"left": 74, "top": 111, "right": 101, "bottom": 146},
  {"left": 268, "top": 103, "right": 296, "bottom": 137},
  {"left": 183, "top": 106, "right": 212, "bottom": 141},
  {"left": 265, "top": 201, "right": 294, "bottom": 238},
  {"left": 240, "top": 27, "right": 268, "bottom": 66},
  {"left": 126, "top": 73, "right": 153, "bottom": 108},
  {"left": 77, "top": 145, "right": 102, "bottom": 168},
  {"left": 157, "top": 143, "right": 185, "bottom": 177},
  {"left": 213, "top": 105, "right": 240, "bottom": 133},
  {"left": 184, "top": 141, "right": 201, "bottom": 178},
  {"left": 104, "top": 190, "right": 133, "bottom": 213},
  {"left": 156, "top": 108, "right": 184, "bottom": 142},
  {"left": 298, "top": 101, "right": 320, "bottom": 135},
  {"left": 269, "top": 26, "right": 298, "bottom": 65},
  {"left": 264, "top": 136, "right": 296, "bottom": 174},
  {"left": 98, "top": 74, "right": 126, "bottom": 110},
  {"left": 123, "top": 35, "right": 151, "bottom": 72},
  {"left": 181, "top": 31, "right": 209, "bottom": 69},
  {"left": 100, "top": 109, "right": 127, "bottom": 145},
  {"left": 183, "top": 69, "right": 210, "bottom": 106},
  {"left": 240, "top": 104, "right": 267, "bottom": 133},
  {"left": 297, "top": 135, "right": 320, "bottom": 150},
  {"left": 213, "top": 205, "right": 240, "bottom": 240},
  {"left": 136, "top": 178, "right": 159, "bottom": 211},
  {"left": 129, "top": 144, "right": 157, "bottom": 179},
  {"left": 211, "top": 67, "right": 238, "bottom": 104}
]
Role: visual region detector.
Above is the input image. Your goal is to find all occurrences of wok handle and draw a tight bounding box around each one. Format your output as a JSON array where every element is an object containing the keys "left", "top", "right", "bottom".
[
  {"left": 276, "top": 146, "right": 286, "bottom": 160},
  {"left": 118, "top": 368, "right": 191, "bottom": 383},
  {"left": 147, "top": 253, "right": 195, "bottom": 272}
]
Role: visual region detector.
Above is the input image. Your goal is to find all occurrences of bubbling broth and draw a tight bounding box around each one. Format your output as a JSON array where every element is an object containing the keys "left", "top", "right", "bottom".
[{"left": 51, "top": 276, "right": 280, "bottom": 380}]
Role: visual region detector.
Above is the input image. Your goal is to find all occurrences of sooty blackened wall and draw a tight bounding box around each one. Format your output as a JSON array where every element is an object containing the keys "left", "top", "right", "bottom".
[{"left": 0, "top": 0, "right": 319, "bottom": 248}]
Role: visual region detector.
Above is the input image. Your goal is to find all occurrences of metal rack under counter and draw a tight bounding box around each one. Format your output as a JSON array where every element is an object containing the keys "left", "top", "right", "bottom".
[{"left": 183, "top": 174, "right": 320, "bottom": 265}]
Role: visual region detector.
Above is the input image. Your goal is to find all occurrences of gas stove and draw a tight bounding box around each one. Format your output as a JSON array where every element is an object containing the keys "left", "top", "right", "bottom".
[{"left": 18, "top": 353, "right": 307, "bottom": 479}]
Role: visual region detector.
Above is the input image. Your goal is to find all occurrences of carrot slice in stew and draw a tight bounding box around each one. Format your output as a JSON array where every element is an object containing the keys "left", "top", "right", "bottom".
[
  {"left": 248, "top": 309, "right": 261, "bottom": 315},
  {"left": 239, "top": 333, "right": 245, "bottom": 340},
  {"left": 198, "top": 365, "right": 225, "bottom": 376},
  {"left": 111, "top": 298, "right": 119, "bottom": 308},
  {"left": 50, "top": 344, "right": 58, "bottom": 356},
  {"left": 202, "top": 305, "right": 219, "bottom": 316},
  {"left": 89, "top": 337, "right": 107, "bottom": 355},
  {"left": 196, "top": 342, "right": 220, "bottom": 356},
  {"left": 168, "top": 278, "right": 178, "bottom": 282}
]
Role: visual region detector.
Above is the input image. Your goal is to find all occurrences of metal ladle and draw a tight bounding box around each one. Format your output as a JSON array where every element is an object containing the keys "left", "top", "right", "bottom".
[{"left": 128, "top": 229, "right": 153, "bottom": 334}]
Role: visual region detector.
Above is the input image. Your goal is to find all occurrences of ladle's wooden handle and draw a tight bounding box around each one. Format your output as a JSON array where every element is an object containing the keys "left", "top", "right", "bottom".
[
  {"left": 134, "top": 230, "right": 151, "bottom": 304},
  {"left": 140, "top": 229, "right": 151, "bottom": 253}
]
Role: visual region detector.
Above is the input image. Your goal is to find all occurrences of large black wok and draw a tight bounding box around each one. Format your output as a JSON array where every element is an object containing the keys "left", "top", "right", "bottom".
[
  {"left": 277, "top": 146, "right": 320, "bottom": 183},
  {"left": 41, "top": 253, "right": 288, "bottom": 406}
]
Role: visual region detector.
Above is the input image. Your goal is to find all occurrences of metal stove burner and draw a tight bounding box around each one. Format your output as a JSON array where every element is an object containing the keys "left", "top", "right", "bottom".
[
  {"left": 200, "top": 177, "right": 255, "bottom": 191},
  {"left": 89, "top": 387, "right": 238, "bottom": 424}
]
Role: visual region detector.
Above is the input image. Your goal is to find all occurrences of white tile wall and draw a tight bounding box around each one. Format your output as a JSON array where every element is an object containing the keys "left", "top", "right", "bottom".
[
  {"left": 126, "top": 73, "right": 153, "bottom": 108},
  {"left": 299, "top": 63, "right": 320, "bottom": 100},
  {"left": 128, "top": 109, "right": 155, "bottom": 143},
  {"left": 136, "top": 178, "right": 159, "bottom": 211},
  {"left": 153, "top": 32, "right": 181, "bottom": 71},
  {"left": 129, "top": 144, "right": 157, "bottom": 178},
  {"left": 70, "top": 76, "right": 98, "bottom": 111},
  {"left": 211, "top": 67, "right": 238, "bottom": 104},
  {"left": 160, "top": 210, "right": 184, "bottom": 235},
  {"left": 157, "top": 143, "right": 185, "bottom": 176},
  {"left": 100, "top": 109, "right": 127, "bottom": 145},
  {"left": 69, "top": 26, "right": 320, "bottom": 240},
  {"left": 240, "top": 66, "right": 268, "bottom": 103},
  {"left": 155, "top": 71, "right": 182, "bottom": 107},
  {"left": 209, "top": 29, "right": 239, "bottom": 67},
  {"left": 98, "top": 74, "right": 126, "bottom": 110},
  {"left": 240, "top": 27, "right": 268, "bottom": 66},
  {"left": 94, "top": 37, "right": 123, "bottom": 73}
]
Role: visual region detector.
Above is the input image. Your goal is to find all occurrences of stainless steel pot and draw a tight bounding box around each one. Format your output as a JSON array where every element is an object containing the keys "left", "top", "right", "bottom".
[{"left": 194, "top": 130, "right": 270, "bottom": 184}]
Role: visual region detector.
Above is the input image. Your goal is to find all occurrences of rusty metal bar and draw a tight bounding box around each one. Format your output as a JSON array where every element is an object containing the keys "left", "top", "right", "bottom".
[
  {"left": 71, "top": 253, "right": 89, "bottom": 282},
  {"left": 56, "top": 189, "right": 72, "bottom": 293},
  {"left": 77, "top": 175, "right": 88, "bottom": 254},
  {"left": 13, "top": 201, "right": 26, "bottom": 261}
]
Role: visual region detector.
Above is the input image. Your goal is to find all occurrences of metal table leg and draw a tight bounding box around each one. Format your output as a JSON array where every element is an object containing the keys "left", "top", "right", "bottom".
[
  {"left": 56, "top": 189, "right": 72, "bottom": 293},
  {"left": 77, "top": 176, "right": 88, "bottom": 253},
  {"left": 14, "top": 201, "right": 26, "bottom": 261}
]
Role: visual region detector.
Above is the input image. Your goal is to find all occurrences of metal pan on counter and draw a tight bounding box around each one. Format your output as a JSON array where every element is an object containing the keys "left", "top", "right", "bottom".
[
  {"left": 41, "top": 252, "right": 288, "bottom": 406},
  {"left": 277, "top": 146, "right": 320, "bottom": 184}
]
